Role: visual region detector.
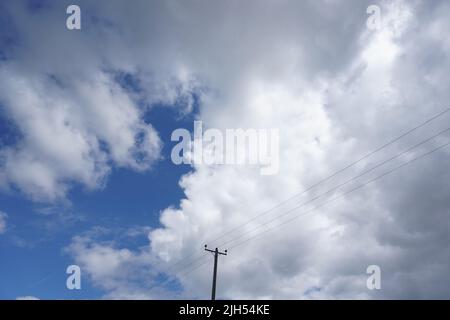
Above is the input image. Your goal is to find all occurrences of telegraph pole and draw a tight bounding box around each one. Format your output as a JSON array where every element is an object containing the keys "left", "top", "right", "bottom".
[{"left": 204, "top": 245, "right": 227, "bottom": 300}]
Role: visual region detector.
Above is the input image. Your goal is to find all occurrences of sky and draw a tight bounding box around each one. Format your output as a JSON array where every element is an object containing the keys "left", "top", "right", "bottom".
[{"left": 0, "top": 0, "right": 450, "bottom": 299}]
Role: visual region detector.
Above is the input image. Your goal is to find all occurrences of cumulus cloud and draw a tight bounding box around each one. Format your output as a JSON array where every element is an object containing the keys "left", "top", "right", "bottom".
[
  {"left": 66, "top": 228, "right": 179, "bottom": 299},
  {"left": 3, "top": 0, "right": 450, "bottom": 299},
  {"left": 0, "top": 66, "right": 163, "bottom": 201}
]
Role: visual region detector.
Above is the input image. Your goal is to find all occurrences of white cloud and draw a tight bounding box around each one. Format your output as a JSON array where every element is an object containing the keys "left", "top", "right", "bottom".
[
  {"left": 66, "top": 230, "right": 179, "bottom": 299},
  {"left": 0, "top": 66, "right": 163, "bottom": 201}
]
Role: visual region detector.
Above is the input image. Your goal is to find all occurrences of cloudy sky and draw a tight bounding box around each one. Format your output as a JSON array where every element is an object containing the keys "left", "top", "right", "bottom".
[{"left": 0, "top": 0, "right": 449, "bottom": 299}]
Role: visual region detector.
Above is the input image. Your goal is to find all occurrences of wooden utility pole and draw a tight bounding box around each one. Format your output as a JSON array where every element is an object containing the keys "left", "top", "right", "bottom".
[{"left": 204, "top": 245, "right": 227, "bottom": 300}]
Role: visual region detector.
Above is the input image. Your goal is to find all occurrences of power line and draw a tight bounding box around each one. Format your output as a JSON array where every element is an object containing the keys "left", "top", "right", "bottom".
[
  {"left": 152, "top": 108, "right": 450, "bottom": 275},
  {"left": 144, "top": 254, "right": 210, "bottom": 296},
  {"left": 148, "top": 109, "right": 450, "bottom": 290},
  {"left": 165, "top": 139, "right": 449, "bottom": 298},
  {"left": 204, "top": 108, "right": 450, "bottom": 247},
  {"left": 225, "top": 140, "right": 450, "bottom": 250},
  {"left": 151, "top": 250, "right": 208, "bottom": 279},
  {"left": 216, "top": 127, "right": 450, "bottom": 248},
  {"left": 159, "top": 139, "right": 450, "bottom": 297}
]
